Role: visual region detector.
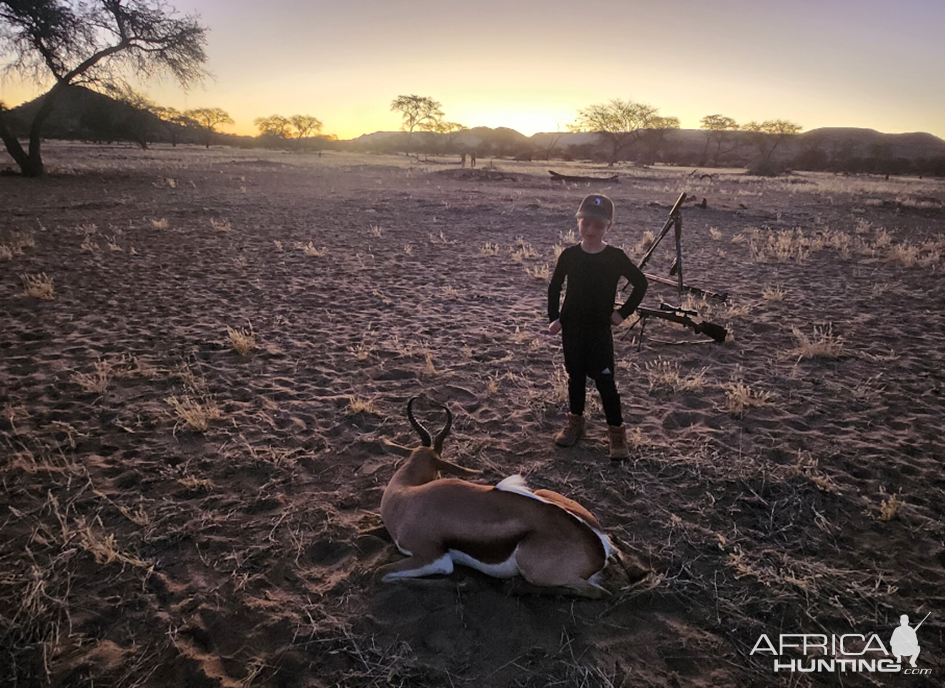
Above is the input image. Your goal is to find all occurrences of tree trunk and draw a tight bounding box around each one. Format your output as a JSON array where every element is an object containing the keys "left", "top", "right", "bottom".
[
  {"left": 0, "top": 109, "right": 31, "bottom": 173},
  {"left": 4, "top": 82, "right": 68, "bottom": 177},
  {"left": 21, "top": 81, "right": 73, "bottom": 177}
]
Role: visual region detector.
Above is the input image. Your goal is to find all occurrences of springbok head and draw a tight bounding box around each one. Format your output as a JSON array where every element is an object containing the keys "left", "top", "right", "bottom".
[{"left": 396, "top": 397, "right": 479, "bottom": 482}]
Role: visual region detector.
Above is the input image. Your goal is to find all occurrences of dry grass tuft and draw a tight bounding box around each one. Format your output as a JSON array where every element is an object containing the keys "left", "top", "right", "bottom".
[
  {"left": 166, "top": 395, "right": 222, "bottom": 432},
  {"left": 346, "top": 396, "right": 379, "bottom": 415},
  {"left": 795, "top": 451, "right": 840, "bottom": 493},
  {"left": 749, "top": 228, "right": 812, "bottom": 263},
  {"left": 643, "top": 358, "right": 707, "bottom": 393},
  {"left": 790, "top": 323, "right": 844, "bottom": 360},
  {"left": 849, "top": 374, "right": 885, "bottom": 401},
  {"left": 73, "top": 360, "right": 115, "bottom": 394},
  {"left": 559, "top": 228, "right": 577, "bottom": 244},
  {"left": 349, "top": 340, "right": 374, "bottom": 361},
  {"left": 525, "top": 263, "right": 551, "bottom": 280},
  {"left": 479, "top": 242, "right": 500, "bottom": 256},
  {"left": 21, "top": 272, "right": 55, "bottom": 299},
  {"left": 3, "top": 230, "right": 36, "bottom": 252},
  {"left": 509, "top": 239, "right": 539, "bottom": 263},
  {"left": 878, "top": 491, "right": 903, "bottom": 521},
  {"left": 423, "top": 350, "right": 437, "bottom": 375},
  {"left": 762, "top": 284, "right": 785, "bottom": 301},
  {"left": 723, "top": 381, "right": 771, "bottom": 415},
  {"left": 75, "top": 518, "right": 152, "bottom": 569},
  {"left": 301, "top": 242, "right": 328, "bottom": 257},
  {"left": 0, "top": 244, "right": 14, "bottom": 260},
  {"left": 227, "top": 325, "right": 257, "bottom": 356},
  {"left": 150, "top": 218, "right": 169, "bottom": 230},
  {"left": 177, "top": 474, "right": 214, "bottom": 492},
  {"left": 629, "top": 230, "right": 655, "bottom": 260},
  {"left": 80, "top": 234, "right": 99, "bottom": 253},
  {"left": 210, "top": 218, "right": 232, "bottom": 231}
]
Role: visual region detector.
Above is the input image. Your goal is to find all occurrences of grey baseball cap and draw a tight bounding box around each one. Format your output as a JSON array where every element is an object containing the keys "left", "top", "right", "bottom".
[{"left": 576, "top": 194, "right": 615, "bottom": 223}]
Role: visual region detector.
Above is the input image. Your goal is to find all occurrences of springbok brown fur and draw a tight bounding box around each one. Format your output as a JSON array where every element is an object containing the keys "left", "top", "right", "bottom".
[{"left": 379, "top": 397, "right": 622, "bottom": 598}]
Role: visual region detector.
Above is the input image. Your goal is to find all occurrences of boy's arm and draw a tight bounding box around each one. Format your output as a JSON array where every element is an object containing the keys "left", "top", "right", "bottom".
[
  {"left": 616, "top": 257, "right": 648, "bottom": 319},
  {"left": 547, "top": 252, "right": 568, "bottom": 322}
]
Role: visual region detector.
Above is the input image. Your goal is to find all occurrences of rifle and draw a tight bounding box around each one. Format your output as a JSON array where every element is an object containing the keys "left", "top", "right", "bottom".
[{"left": 627, "top": 303, "right": 727, "bottom": 347}]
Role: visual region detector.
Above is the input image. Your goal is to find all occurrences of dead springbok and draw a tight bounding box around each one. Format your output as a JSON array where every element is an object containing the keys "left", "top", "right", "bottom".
[{"left": 379, "top": 397, "right": 629, "bottom": 598}]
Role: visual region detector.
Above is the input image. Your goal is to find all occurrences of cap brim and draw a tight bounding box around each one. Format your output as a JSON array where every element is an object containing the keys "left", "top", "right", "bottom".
[{"left": 576, "top": 210, "right": 613, "bottom": 222}]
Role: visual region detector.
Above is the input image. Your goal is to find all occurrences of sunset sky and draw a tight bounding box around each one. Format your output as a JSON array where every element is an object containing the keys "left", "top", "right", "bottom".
[{"left": 2, "top": 0, "right": 943, "bottom": 141}]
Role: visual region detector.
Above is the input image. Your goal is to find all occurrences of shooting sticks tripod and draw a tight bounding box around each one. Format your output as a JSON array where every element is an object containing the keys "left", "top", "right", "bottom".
[
  {"left": 623, "top": 192, "right": 728, "bottom": 348},
  {"left": 636, "top": 192, "right": 728, "bottom": 302}
]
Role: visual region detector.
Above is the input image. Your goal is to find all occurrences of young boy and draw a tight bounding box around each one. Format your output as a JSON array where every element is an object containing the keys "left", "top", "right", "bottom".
[{"left": 548, "top": 194, "right": 648, "bottom": 459}]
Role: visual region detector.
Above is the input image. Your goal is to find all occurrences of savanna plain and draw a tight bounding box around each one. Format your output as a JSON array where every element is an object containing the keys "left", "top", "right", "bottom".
[{"left": 1, "top": 143, "right": 943, "bottom": 687}]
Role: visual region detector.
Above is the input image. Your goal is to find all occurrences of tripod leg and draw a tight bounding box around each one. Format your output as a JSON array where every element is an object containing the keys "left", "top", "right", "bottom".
[{"left": 673, "top": 214, "right": 684, "bottom": 296}]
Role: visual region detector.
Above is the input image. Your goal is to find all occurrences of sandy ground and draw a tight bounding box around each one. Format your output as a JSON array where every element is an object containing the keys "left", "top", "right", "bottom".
[{"left": 1, "top": 143, "right": 944, "bottom": 687}]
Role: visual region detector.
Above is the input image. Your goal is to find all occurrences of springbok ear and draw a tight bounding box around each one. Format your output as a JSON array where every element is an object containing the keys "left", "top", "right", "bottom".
[
  {"left": 436, "top": 458, "right": 482, "bottom": 477},
  {"left": 381, "top": 439, "right": 413, "bottom": 457}
]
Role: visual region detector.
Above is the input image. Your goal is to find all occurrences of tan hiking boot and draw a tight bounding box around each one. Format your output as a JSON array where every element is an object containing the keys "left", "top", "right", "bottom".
[
  {"left": 608, "top": 424, "right": 630, "bottom": 460},
  {"left": 554, "top": 414, "right": 585, "bottom": 447}
]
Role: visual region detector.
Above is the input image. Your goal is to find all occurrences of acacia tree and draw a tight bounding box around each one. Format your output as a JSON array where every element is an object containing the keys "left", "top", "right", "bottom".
[
  {"left": 154, "top": 105, "right": 194, "bottom": 146},
  {"left": 430, "top": 119, "right": 465, "bottom": 154},
  {"left": 185, "top": 107, "right": 233, "bottom": 148},
  {"left": 0, "top": 0, "right": 208, "bottom": 177},
  {"left": 254, "top": 114, "right": 291, "bottom": 139},
  {"left": 699, "top": 114, "right": 739, "bottom": 166},
  {"left": 289, "top": 114, "right": 322, "bottom": 139},
  {"left": 255, "top": 114, "right": 324, "bottom": 149},
  {"left": 390, "top": 94, "right": 443, "bottom": 154},
  {"left": 742, "top": 119, "right": 803, "bottom": 175},
  {"left": 638, "top": 115, "right": 681, "bottom": 164},
  {"left": 569, "top": 99, "right": 675, "bottom": 166},
  {"left": 109, "top": 85, "right": 160, "bottom": 149}
]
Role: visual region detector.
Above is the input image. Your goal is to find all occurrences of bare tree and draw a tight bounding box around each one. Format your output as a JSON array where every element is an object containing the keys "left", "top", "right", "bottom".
[
  {"left": 0, "top": 0, "right": 208, "bottom": 176},
  {"left": 742, "top": 119, "right": 803, "bottom": 175},
  {"left": 185, "top": 107, "right": 233, "bottom": 148},
  {"left": 569, "top": 99, "right": 675, "bottom": 166},
  {"left": 699, "top": 114, "right": 740, "bottom": 166},
  {"left": 390, "top": 94, "right": 443, "bottom": 154}
]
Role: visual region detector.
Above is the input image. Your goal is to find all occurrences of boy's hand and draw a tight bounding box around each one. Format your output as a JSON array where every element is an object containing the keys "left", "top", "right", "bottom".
[
  {"left": 611, "top": 311, "right": 624, "bottom": 327},
  {"left": 548, "top": 319, "right": 562, "bottom": 335}
]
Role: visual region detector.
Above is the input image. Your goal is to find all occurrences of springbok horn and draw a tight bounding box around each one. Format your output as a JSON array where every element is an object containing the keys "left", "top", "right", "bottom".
[
  {"left": 433, "top": 403, "right": 452, "bottom": 455},
  {"left": 406, "top": 397, "right": 432, "bottom": 447}
]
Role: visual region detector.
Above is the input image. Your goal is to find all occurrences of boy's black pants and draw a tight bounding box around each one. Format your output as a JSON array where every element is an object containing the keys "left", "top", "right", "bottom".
[{"left": 561, "top": 323, "right": 623, "bottom": 426}]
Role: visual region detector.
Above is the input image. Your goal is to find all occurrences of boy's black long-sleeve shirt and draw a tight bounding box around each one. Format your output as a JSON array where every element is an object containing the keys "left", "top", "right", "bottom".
[{"left": 548, "top": 244, "right": 648, "bottom": 327}]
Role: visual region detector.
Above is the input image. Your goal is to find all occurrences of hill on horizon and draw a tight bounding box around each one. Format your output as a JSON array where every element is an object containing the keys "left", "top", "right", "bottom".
[
  {"left": 6, "top": 85, "right": 193, "bottom": 147},
  {"left": 5, "top": 86, "right": 945, "bottom": 174}
]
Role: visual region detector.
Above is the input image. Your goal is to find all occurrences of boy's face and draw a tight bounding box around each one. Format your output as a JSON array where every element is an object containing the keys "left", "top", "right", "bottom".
[{"left": 578, "top": 216, "right": 613, "bottom": 243}]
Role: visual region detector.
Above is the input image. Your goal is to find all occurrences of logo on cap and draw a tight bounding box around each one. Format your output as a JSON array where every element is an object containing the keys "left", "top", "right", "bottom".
[{"left": 594, "top": 197, "right": 602, "bottom": 205}]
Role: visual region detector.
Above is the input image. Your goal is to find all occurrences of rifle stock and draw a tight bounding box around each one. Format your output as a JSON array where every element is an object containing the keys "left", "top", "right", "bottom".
[{"left": 636, "top": 307, "right": 727, "bottom": 343}]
